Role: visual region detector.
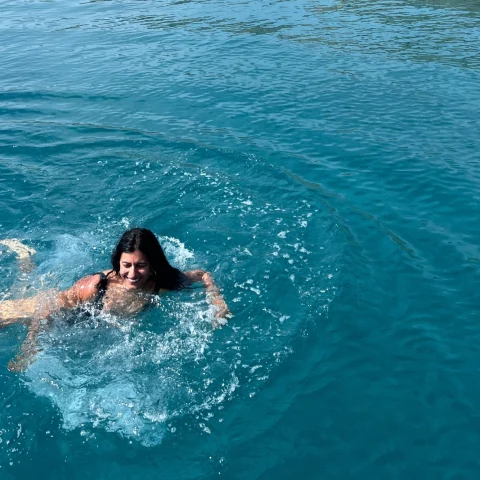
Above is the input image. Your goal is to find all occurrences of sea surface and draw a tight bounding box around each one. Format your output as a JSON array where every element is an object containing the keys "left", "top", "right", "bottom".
[{"left": 0, "top": 0, "right": 479, "bottom": 478}]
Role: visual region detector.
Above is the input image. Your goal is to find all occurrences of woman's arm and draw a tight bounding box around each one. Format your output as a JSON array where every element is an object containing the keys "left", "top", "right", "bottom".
[
  {"left": 3, "top": 289, "right": 59, "bottom": 372},
  {"left": 0, "top": 274, "right": 101, "bottom": 327},
  {"left": 185, "top": 270, "right": 231, "bottom": 328},
  {"left": 56, "top": 274, "right": 102, "bottom": 309},
  {"left": 0, "top": 297, "right": 38, "bottom": 327},
  {"left": 3, "top": 274, "right": 102, "bottom": 371},
  {"left": 8, "top": 317, "right": 42, "bottom": 372}
]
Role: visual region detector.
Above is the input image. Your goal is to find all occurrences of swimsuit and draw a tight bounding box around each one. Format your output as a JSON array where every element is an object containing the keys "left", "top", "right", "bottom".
[
  {"left": 90, "top": 270, "right": 191, "bottom": 312},
  {"left": 93, "top": 271, "right": 109, "bottom": 310},
  {"left": 62, "top": 272, "right": 109, "bottom": 325}
]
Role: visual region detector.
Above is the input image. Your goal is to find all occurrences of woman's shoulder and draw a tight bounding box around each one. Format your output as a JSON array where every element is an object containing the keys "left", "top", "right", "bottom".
[
  {"left": 78, "top": 270, "right": 112, "bottom": 284},
  {"left": 73, "top": 270, "right": 113, "bottom": 299}
]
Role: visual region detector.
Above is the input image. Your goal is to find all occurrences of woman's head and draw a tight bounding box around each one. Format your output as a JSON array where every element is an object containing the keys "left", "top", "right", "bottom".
[{"left": 111, "top": 228, "right": 183, "bottom": 291}]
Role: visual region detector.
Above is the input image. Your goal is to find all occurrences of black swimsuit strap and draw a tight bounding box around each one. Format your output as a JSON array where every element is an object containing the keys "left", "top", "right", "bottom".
[{"left": 94, "top": 271, "right": 109, "bottom": 307}]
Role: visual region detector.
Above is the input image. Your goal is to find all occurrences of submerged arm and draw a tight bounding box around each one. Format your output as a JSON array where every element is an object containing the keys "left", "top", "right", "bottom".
[
  {"left": 8, "top": 317, "right": 43, "bottom": 372},
  {"left": 185, "top": 269, "right": 231, "bottom": 328},
  {"left": 0, "top": 297, "right": 38, "bottom": 327},
  {"left": 0, "top": 288, "right": 62, "bottom": 328},
  {"left": 4, "top": 290, "right": 58, "bottom": 372},
  {"left": 0, "top": 274, "right": 100, "bottom": 327},
  {"left": 3, "top": 275, "right": 102, "bottom": 372}
]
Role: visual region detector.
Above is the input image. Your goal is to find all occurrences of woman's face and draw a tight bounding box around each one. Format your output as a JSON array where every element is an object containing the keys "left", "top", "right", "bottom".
[{"left": 118, "top": 250, "right": 151, "bottom": 290}]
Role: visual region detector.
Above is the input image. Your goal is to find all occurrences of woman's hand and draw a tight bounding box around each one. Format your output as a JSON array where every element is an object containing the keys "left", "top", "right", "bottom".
[
  {"left": 8, "top": 352, "right": 35, "bottom": 373},
  {"left": 211, "top": 299, "right": 231, "bottom": 329},
  {"left": 184, "top": 270, "right": 231, "bottom": 328},
  {"left": 189, "top": 271, "right": 230, "bottom": 327},
  {"left": 203, "top": 273, "right": 231, "bottom": 327},
  {"left": 211, "top": 295, "right": 231, "bottom": 318}
]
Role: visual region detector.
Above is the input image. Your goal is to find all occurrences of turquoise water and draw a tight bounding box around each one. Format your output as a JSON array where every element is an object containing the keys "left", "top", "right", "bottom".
[{"left": 0, "top": 0, "right": 479, "bottom": 477}]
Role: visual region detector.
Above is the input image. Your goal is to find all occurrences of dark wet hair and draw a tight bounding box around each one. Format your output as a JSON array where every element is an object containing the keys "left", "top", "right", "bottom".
[{"left": 111, "top": 228, "right": 186, "bottom": 291}]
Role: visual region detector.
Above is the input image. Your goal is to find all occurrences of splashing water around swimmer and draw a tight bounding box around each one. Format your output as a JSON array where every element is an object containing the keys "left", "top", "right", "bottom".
[
  {"left": 21, "top": 237, "right": 231, "bottom": 446},
  {"left": 5, "top": 207, "right": 337, "bottom": 447},
  {"left": 1, "top": 159, "right": 339, "bottom": 446}
]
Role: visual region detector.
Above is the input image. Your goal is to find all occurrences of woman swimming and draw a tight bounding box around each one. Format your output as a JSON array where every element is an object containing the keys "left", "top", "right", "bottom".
[{"left": 0, "top": 228, "right": 230, "bottom": 371}]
